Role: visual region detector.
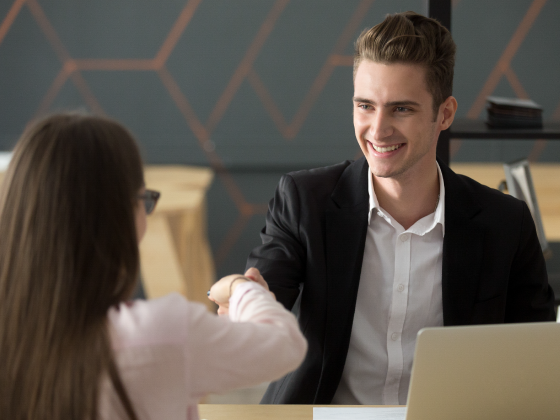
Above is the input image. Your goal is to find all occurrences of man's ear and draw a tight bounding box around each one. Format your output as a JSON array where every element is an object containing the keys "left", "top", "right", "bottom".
[{"left": 439, "top": 96, "right": 458, "bottom": 131}]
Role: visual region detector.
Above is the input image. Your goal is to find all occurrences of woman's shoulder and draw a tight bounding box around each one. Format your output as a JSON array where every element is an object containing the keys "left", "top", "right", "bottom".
[{"left": 108, "top": 293, "right": 209, "bottom": 349}]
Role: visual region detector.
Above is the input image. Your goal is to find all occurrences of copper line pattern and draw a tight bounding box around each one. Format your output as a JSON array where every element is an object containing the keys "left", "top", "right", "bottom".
[
  {"left": 503, "top": 66, "right": 529, "bottom": 99},
  {"left": 552, "top": 101, "right": 560, "bottom": 120},
  {"left": 247, "top": 67, "right": 289, "bottom": 135},
  {"left": 466, "top": 0, "right": 548, "bottom": 119},
  {"left": 509, "top": 65, "right": 549, "bottom": 162},
  {"left": 27, "top": 0, "right": 106, "bottom": 115},
  {"left": 205, "top": 0, "right": 290, "bottom": 136},
  {"left": 69, "top": 71, "right": 106, "bottom": 115},
  {"left": 214, "top": 1, "right": 376, "bottom": 262},
  {"left": 157, "top": 67, "right": 250, "bottom": 212},
  {"left": 217, "top": 0, "right": 376, "bottom": 261},
  {"left": 252, "top": 203, "right": 270, "bottom": 214},
  {"left": 26, "top": 0, "right": 71, "bottom": 62},
  {"left": 214, "top": 212, "right": 253, "bottom": 267},
  {"left": 155, "top": 0, "right": 202, "bottom": 67},
  {"left": 158, "top": 67, "right": 210, "bottom": 143},
  {"left": 213, "top": 0, "right": 375, "bottom": 261},
  {"left": 527, "top": 140, "right": 547, "bottom": 162},
  {"left": 72, "top": 59, "right": 157, "bottom": 71},
  {"left": 31, "top": 0, "right": 201, "bottom": 115},
  {"left": 449, "top": 140, "right": 462, "bottom": 160},
  {"left": 0, "top": 0, "right": 25, "bottom": 46},
  {"left": 34, "top": 66, "right": 72, "bottom": 117},
  {"left": 329, "top": 54, "right": 353, "bottom": 66},
  {"left": 284, "top": 0, "right": 375, "bottom": 139}
]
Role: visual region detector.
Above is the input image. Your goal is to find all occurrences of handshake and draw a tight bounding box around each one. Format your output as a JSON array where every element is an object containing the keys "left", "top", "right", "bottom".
[{"left": 207, "top": 267, "right": 275, "bottom": 315}]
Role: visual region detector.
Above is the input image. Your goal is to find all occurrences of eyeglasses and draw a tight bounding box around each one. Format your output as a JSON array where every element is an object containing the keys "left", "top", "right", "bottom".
[{"left": 138, "top": 189, "right": 161, "bottom": 215}]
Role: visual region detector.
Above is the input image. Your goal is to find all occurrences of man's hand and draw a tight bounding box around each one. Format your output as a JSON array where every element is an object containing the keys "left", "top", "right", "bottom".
[{"left": 244, "top": 267, "right": 275, "bottom": 299}]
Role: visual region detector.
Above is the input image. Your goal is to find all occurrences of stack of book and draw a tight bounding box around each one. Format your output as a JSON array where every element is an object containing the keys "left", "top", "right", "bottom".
[{"left": 486, "top": 96, "right": 543, "bottom": 128}]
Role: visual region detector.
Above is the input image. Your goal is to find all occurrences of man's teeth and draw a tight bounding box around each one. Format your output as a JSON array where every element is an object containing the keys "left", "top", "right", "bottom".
[{"left": 372, "top": 144, "right": 401, "bottom": 153}]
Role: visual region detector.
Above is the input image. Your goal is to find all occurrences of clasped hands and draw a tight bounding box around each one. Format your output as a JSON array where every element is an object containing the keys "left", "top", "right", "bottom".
[{"left": 207, "top": 267, "right": 275, "bottom": 315}]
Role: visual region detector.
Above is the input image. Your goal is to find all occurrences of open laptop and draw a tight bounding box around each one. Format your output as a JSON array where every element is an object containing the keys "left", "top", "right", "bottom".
[{"left": 406, "top": 322, "right": 560, "bottom": 420}]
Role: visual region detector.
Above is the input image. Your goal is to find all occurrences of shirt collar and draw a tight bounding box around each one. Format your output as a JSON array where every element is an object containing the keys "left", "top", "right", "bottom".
[{"left": 367, "top": 162, "right": 446, "bottom": 236}]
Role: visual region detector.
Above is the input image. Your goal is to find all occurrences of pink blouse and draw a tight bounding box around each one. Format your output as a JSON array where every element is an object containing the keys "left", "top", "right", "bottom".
[{"left": 99, "top": 282, "right": 307, "bottom": 419}]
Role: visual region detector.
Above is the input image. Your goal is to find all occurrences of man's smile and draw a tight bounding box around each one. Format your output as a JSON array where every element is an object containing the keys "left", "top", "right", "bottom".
[{"left": 367, "top": 141, "right": 406, "bottom": 156}]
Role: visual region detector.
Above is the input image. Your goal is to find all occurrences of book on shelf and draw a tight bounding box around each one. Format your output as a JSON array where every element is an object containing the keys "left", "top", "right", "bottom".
[{"left": 486, "top": 96, "right": 542, "bottom": 128}]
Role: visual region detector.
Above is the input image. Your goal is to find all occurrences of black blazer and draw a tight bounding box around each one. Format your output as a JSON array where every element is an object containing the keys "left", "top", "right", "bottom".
[{"left": 247, "top": 157, "right": 556, "bottom": 404}]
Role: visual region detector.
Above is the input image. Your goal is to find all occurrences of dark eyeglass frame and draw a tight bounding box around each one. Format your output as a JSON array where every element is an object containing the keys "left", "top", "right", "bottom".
[{"left": 138, "top": 189, "right": 161, "bottom": 215}]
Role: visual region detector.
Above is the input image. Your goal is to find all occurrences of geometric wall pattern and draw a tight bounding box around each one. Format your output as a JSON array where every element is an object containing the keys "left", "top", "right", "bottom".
[{"left": 1, "top": 0, "right": 559, "bottom": 278}]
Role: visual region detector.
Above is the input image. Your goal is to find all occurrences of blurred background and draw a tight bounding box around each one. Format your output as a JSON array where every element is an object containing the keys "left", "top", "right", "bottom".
[
  {"left": 1, "top": 0, "right": 559, "bottom": 280},
  {"left": 2, "top": 0, "right": 560, "bottom": 403}
]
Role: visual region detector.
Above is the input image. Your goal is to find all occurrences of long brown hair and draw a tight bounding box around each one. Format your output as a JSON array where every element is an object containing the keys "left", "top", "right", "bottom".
[{"left": 0, "top": 114, "right": 144, "bottom": 419}]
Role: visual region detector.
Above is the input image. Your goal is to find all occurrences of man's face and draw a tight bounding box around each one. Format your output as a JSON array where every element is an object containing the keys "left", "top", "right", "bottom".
[{"left": 353, "top": 60, "right": 440, "bottom": 180}]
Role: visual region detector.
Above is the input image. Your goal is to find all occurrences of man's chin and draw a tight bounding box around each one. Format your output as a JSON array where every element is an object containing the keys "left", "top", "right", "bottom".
[{"left": 369, "top": 163, "right": 408, "bottom": 179}]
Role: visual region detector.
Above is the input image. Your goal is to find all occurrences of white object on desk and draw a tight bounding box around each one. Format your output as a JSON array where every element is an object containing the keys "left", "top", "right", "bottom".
[
  {"left": 0, "top": 152, "right": 12, "bottom": 171},
  {"left": 314, "top": 407, "right": 406, "bottom": 420}
]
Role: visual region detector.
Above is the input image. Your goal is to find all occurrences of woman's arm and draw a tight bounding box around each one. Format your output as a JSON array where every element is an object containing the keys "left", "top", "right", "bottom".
[{"left": 187, "top": 272, "right": 307, "bottom": 397}]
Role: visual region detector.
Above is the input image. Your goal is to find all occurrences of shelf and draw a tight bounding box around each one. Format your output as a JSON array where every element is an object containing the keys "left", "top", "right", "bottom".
[{"left": 449, "top": 119, "right": 560, "bottom": 140}]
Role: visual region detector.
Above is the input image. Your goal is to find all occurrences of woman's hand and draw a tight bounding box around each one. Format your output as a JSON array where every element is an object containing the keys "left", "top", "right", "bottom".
[
  {"left": 208, "top": 274, "right": 249, "bottom": 316},
  {"left": 207, "top": 267, "right": 275, "bottom": 316}
]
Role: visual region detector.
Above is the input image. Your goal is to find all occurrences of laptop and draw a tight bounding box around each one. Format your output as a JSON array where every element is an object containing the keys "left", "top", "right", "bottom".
[{"left": 406, "top": 322, "right": 560, "bottom": 420}]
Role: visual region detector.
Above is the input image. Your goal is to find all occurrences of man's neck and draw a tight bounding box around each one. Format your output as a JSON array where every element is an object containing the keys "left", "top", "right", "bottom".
[{"left": 372, "top": 163, "right": 440, "bottom": 230}]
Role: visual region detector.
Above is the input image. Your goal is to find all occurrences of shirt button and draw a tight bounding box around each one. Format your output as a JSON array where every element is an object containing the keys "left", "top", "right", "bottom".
[
  {"left": 397, "top": 284, "right": 405, "bottom": 292},
  {"left": 400, "top": 234, "right": 409, "bottom": 242},
  {"left": 391, "top": 332, "right": 399, "bottom": 341}
]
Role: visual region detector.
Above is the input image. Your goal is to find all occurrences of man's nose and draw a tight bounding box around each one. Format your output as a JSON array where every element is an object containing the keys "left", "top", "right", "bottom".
[{"left": 370, "top": 111, "right": 393, "bottom": 140}]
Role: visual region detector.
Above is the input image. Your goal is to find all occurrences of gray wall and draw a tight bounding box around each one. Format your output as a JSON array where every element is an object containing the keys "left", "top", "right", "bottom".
[{"left": 1, "top": 0, "right": 559, "bottom": 278}]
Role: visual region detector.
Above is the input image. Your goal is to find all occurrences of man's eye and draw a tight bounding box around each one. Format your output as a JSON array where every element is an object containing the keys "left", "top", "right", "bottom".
[
  {"left": 396, "top": 107, "right": 409, "bottom": 112},
  {"left": 359, "top": 104, "right": 372, "bottom": 110}
]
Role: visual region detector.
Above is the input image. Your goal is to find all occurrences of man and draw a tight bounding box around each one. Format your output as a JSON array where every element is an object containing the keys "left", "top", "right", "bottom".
[{"left": 246, "top": 11, "right": 555, "bottom": 405}]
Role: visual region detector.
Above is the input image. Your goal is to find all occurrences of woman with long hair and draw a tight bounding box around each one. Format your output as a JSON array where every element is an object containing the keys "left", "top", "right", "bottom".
[{"left": 0, "top": 113, "right": 306, "bottom": 420}]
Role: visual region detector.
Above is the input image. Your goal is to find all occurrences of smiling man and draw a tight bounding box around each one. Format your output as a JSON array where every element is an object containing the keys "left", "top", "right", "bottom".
[{"left": 247, "top": 12, "right": 555, "bottom": 405}]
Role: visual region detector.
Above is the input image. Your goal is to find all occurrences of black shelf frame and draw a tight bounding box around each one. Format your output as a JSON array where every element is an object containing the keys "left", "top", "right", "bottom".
[
  {"left": 428, "top": 1, "right": 560, "bottom": 166},
  {"left": 450, "top": 119, "right": 560, "bottom": 140}
]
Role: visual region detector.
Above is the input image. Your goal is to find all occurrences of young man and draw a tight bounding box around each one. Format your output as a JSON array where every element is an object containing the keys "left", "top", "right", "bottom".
[{"left": 247, "top": 11, "right": 555, "bottom": 405}]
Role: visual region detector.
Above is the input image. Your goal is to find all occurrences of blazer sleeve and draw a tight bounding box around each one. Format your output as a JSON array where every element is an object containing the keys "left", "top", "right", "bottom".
[
  {"left": 505, "top": 201, "right": 556, "bottom": 322},
  {"left": 246, "top": 174, "right": 306, "bottom": 310}
]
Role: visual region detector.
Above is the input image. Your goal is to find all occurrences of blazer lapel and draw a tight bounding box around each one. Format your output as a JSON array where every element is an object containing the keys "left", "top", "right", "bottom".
[
  {"left": 316, "top": 158, "right": 369, "bottom": 401},
  {"left": 439, "top": 161, "right": 485, "bottom": 326}
]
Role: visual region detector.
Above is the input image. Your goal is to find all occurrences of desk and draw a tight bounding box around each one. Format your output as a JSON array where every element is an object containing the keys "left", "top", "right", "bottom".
[
  {"left": 139, "top": 165, "right": 215, "bottom": 311},
  {"left": 198, "top": 405, "right": 400, "bottom": 420}
]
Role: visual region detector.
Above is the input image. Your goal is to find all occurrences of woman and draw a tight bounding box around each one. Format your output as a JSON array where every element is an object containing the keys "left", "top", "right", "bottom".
[{"left": 0, "top": 113, "right": 306, "bottom": 420}]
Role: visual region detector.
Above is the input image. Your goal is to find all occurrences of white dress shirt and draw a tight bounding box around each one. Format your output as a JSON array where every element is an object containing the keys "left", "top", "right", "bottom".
[{"left": 332, "top": 164, "right": 445, "bottom": 405}]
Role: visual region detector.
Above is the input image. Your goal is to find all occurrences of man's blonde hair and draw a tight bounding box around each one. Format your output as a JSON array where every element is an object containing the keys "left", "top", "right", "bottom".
[{"left": 354, "top": 11, "right": 456, "bottom": 116}]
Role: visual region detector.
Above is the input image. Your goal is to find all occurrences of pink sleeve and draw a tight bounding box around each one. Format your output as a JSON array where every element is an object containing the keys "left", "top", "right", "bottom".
[{"left": 186, "top": 282, "right": 307, "bottom": 397}]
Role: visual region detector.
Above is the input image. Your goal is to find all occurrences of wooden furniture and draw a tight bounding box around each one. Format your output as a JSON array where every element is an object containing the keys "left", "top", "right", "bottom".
[
  {"left": 198, "top": 404, "right": 401, "bottom": 420},
  {"left": 450, "top": 163, "right": 560, "bottom": 241},
  {"left": 139, "top": 165, "right": 215, "bottom": 311}
]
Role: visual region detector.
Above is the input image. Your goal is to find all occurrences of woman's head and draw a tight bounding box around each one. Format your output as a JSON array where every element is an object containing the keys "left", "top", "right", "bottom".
[
  {"left": 0, "top": 113, "right": 144, "bottom": 419},
  {"left": 0, "top": 113, "right": 144, "bottom": 313}
]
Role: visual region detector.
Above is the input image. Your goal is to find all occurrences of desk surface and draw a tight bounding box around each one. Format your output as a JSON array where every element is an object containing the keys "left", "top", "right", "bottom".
[{"left": 198, "top": 405, "right": 400, "bottom": 420}]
